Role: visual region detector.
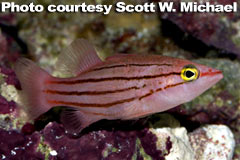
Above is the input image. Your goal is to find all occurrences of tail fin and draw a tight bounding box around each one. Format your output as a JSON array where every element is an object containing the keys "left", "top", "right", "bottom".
[{"left": 14, "top": 58, "right": 53, "bottom": 120}]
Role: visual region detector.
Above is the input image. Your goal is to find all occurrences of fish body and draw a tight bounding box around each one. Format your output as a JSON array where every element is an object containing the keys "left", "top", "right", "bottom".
[{"left": 14, "top": 39, "right": 223, "bottom": 134}]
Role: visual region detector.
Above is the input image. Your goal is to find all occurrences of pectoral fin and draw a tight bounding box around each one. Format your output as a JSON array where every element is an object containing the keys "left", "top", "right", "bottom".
[{"left": 60, "top": 107, "right": 100, "bottom": 134}]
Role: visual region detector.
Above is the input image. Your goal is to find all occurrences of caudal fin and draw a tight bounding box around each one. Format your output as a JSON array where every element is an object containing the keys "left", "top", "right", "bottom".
[{"left": 14, "top": 58, "right": 53, "bottom": 120}]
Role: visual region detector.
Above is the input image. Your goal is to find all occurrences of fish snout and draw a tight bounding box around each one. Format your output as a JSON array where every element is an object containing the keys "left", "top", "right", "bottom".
[{"left": 200, "top": 67, "right": 223, "bottom": 83}]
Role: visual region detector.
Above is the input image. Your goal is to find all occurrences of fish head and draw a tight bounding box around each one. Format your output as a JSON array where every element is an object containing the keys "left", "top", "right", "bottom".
[{"left": 159, "top": 58, "right": 223, "bottom": 106}]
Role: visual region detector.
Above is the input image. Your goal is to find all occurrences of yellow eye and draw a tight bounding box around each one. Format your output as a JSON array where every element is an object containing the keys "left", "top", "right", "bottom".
[{"left": 181, "top": 65, "right": 199, "bottom": 82}]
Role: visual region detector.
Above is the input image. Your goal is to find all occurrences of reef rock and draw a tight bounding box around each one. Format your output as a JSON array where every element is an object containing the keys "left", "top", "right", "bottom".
[
  {"left": 151, "top": 127, "right": 195, "bottom": 160},
  {"left": 189, "top": 125, "right": 235, "bottom": 160},
  {"left": 151, "top": 125, "right": 235, "bottom": 160},
  {"left": 0, "top": 129, "right": 43, "bottom": 159},
  {"left": 159, "top": 0, "right": 240, "bottom": 57},
  {"left": 37, "top": 122, "right": 235, "bottom": 160}
]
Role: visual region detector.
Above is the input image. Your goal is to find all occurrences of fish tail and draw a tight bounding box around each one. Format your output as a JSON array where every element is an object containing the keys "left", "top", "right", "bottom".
[{"left": 14, "top": 58, "right": 53, "bottom": 120}]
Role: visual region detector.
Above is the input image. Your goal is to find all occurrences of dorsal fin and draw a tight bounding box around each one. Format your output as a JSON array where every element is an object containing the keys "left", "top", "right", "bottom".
[{"left": 55, "top": 39, "right": 103, "bottom": 77}]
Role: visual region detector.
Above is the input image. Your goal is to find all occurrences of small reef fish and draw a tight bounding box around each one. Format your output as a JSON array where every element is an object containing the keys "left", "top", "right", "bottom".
[{"left": 14, "top": 39, "right": 223, "bottom": 134}]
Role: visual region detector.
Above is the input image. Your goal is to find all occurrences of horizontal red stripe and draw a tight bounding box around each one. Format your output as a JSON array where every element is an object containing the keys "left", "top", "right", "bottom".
[
  {"left": 47, "top": 72, "right": 180, "bottom": 85},
  {"left": 92, "top": 63, "right": 172, "bottom": 71},
  {"left": 200, "top": 71, "right": 222, "bottom": 77},
  {"left": 46, "top": 81, "right": 185, "bottom": 109},
  {"left": 43, "top": 84, "right": 147, "bottom": 96}
]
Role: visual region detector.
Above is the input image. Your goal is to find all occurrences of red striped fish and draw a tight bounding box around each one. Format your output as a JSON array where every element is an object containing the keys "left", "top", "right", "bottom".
[{"left": 14, "top": 39, "right": 223, "bottom": 134}]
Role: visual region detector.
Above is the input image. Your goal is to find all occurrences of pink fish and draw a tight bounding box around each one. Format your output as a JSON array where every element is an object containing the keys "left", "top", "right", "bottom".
[{"left": 14, "top": 39, "right": 223, "bottom": 134}]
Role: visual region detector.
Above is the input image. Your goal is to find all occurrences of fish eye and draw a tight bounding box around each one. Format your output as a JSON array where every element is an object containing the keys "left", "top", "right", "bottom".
[{"left": 181, "top": 65, "right": 199, "bottom": 82}]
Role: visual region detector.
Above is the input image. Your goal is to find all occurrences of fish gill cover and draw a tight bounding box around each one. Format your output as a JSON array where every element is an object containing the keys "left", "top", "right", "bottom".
[{"left": 0, "top": 0, "right": 239, "bottom": 159}]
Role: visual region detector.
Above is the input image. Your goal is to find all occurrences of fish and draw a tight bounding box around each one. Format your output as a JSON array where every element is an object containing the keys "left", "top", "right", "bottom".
[{"left": 14, "top": 39, "right": 223, "bottom": 134}]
